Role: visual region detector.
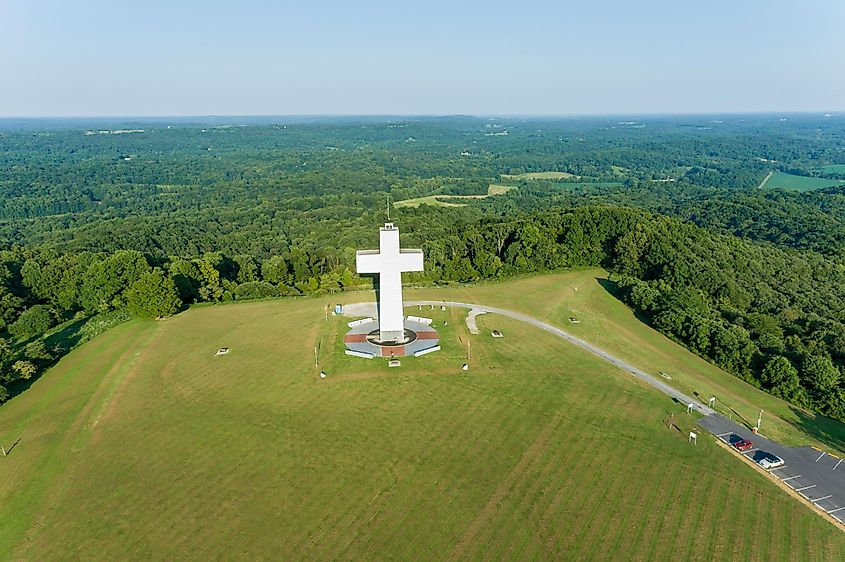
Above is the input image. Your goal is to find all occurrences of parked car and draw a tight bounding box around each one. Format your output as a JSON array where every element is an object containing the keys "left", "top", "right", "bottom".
[
  {"left": 733, "top": 439, "right": 753, "bottom": 452},
  {"left": 758, "top": 454, "right": 785, "bottom": 469}
]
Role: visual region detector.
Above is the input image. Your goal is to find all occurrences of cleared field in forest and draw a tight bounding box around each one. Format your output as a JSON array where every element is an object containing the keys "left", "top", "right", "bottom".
[
  {"left": 501, "top": 171, "right": 580, "bottom": 180},
  {"left": 763, "top": 171, "right": 844, "bottom": 192},
  {"left": 817, "top": 164, "right": 845, "bottom": 176},
  {"left": 1, "top": 272, "right": 843, "bottom": 560},
  {"left": 394, "top": 184, "right": 516, "bottom": 208}
]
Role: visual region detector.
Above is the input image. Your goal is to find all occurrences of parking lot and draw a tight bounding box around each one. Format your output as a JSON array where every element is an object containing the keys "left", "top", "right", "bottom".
[{"left": 698, "top": 414, "right": 845, "bottom": 526}]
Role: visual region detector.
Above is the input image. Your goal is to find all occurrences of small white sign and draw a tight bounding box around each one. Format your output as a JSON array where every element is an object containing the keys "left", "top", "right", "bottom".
[
  {"left": 345, "top": 349, "right": 374, "bottom": 359},
  {"left": 414, "top": 345, "right": 441, "bottom": 357},
  {"left": 347, "top": 317, "right": 375, "bottom": 328},
  {"left": 406, "top": 315, "right": 433, "bottom": 325}
]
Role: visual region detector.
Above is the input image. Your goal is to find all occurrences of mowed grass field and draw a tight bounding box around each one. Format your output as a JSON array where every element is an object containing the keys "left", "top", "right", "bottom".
[
  {"left": 394, "top": 184, "right": 516, "bottom": 208},
  {"left": 405, "top": 270, "right": 845, "bottom": 455},
  {"left": 0, "top": 278, "right": 842, "bottom": 560},
  {"left": 500, "top": 171, "right": 580, "bottom": 180},
  {"left": 817, "top": 164, "right": 845, "bottom": 175},
  {"left": 763, "top": 171, "right": 844, "bottom": 192}
]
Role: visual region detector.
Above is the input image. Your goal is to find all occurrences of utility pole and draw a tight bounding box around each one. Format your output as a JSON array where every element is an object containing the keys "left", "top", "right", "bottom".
[{"left": 757, "top": 409, "right": 763, "bottom": 430}]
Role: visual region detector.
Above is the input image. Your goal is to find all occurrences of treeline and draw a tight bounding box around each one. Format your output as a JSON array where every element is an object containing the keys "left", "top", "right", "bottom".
[
  {"left": 2, "top": 206, "right": 843, "bottom": 423},
  {"left": 0, "top": 244, "right": 370, "bottom": 401},
  {"left": 482, "top": 180, "right": 845, "bottom": 261}
]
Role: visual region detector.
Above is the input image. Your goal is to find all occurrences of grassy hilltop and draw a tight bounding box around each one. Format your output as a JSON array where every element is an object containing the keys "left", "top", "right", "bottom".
[{"left": 0, "top": 270, "right": 842, "bottom": 560}]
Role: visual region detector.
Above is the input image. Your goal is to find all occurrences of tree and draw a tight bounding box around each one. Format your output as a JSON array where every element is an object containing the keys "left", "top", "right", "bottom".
[
  {"left": 261, "top": 256, "right": 290, "bottom": 285},
  {"left": 801, "top": 354, "right": 841, "bottom": 394},
  {"left": 234, "top": 281, "right": 278, "bottom": 300},
  {"left": 80, "top": 251, "right": 151, "bottom": 312},
  {"left": 167, "top": 258, "right": 203, "bottom": 303},
  {"left": 125, "top": 270, "right": 181, "bottom": 318},
  {"left": 234, "top": 255, "right": 259, "bottom": 283},
  {"left": 0, "top": 289, "right": 25, "bottom": 333},
  {"left": 473, "top": 252, "right": 503, "bottom": 278},
  {"left": 12, "top": 360, "right": 37, "bottom": 380},
  {"left": 8, "top": 305, "right": 56, "bottom": 341},
  {"left": 0, "top": 337, "right": 11, "bottom": 363},
  {"left": 25, "top": 340, "right": 53, "bottom": 361},
  {"left": 761, "top": 356, "right": 801, "bottom": 401},
  {"left": 195, "top": 258, "right": 223, "bottom": 302}
]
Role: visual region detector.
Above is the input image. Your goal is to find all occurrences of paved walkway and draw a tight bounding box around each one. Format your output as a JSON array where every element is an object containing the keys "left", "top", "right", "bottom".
[
  {"left": 404, "top": 300, "right": 715, "bottom": 415},
  {"left": 464, "top": 308, "right": 485, "bottom": 335},
  {"left": 346, "top": 300, "right": 713, "bottom": 415}
]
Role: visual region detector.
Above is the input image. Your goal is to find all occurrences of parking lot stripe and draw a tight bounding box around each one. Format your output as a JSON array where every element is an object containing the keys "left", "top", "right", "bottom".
[
  {"left": 716, "top": 432, "right": 732, "bottom": 438},
  {"left": 795, "top": 484, "right": 816, "bottom": 492},
  {"left": 768, "top": 465, "right": 786, "bottom": 471},
  {"left": 780, "top": 475, "right": 802, "bottom": 482},
  {"left": 834, "top": 459, "right": 842, "bottom": 471},
  {"left": 811, "top": 495, "right": 832, "bottom": 503},
  {"left": 828, "top": 506, "right": 845, "bottom": 515},
  {"left": 815, "top": 451, "right": 826, "bottom": 462},
  {"left": 741, "top": 448, "right": 759, "bottom": 455}
]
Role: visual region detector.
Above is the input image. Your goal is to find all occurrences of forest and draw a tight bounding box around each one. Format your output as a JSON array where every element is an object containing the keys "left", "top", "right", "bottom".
[{"left": 1, "top": 115, "right": 844, "bottom": 422}]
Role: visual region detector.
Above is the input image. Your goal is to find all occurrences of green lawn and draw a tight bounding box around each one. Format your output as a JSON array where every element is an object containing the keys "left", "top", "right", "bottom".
[
  {"left": 501, "top": 171, "right": 580, "bottom": 180},
  {"left": 1, "top": 277, "right": 843, "bottom": 559},
  {"left": 403, "top": 270, "right": 845, "bottom": 455},
  {"left": 816, "top": 164, "right": 845, "bottom": 176},
  {"left": 394, "top": 184, "right": 515, "bottom": 208},
  {"left": 763, "top": 171, "right": 844, "bottom": 191}
]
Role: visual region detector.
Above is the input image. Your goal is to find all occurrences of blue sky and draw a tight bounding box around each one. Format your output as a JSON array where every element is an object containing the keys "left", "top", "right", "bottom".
[{"left": 1, "top": 0, "right": 843, "bottom": 116}]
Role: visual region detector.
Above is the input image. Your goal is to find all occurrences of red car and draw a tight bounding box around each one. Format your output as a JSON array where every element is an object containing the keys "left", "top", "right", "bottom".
[{"left": 733, "top": 439, "right": 753, "bottom": 452}]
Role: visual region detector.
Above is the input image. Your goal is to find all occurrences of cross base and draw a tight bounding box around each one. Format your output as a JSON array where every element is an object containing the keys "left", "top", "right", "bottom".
[{"left": 375, "top": 329, "right": 407, "bottom": 344}]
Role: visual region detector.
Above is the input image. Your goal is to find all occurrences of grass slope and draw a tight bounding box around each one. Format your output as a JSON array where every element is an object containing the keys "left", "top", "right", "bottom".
[
  {"left": 0, "top": 275, "right": 842, "bottom": 559},
  {"left": 405, "top": 270, "right": 845, "bottom": 455}
]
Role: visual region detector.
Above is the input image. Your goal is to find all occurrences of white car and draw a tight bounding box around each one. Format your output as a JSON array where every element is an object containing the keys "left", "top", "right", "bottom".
[{"left": 758, "top": 454, "right": 785, "bottom": 469}]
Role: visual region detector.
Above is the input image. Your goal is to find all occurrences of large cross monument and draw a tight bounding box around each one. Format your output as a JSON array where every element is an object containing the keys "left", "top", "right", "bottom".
[{"left": 356, "top": 223, "right": 423, "bottom": 343}]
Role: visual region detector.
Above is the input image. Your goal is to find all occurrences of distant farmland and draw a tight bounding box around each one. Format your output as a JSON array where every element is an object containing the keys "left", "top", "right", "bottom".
[
  {"left": 763, "top": 171, "right": 845, "bottom": 192},
  {"left": 501, "top": 171, "right": 580, "bottom": 180},
  {"left": 394, "top": 184, "right": 516, "bottom": 208},
  {"left": 817, "top": 164, "right": 845, "bottom": 176}
]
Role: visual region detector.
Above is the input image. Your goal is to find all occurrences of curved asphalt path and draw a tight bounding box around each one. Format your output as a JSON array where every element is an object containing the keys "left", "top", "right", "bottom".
[
  {"left": 409, "top": 300, "right": 716, "bottom": 414},
  {"left": 348, "top": 299, "right": 714, "bottom": 415}
]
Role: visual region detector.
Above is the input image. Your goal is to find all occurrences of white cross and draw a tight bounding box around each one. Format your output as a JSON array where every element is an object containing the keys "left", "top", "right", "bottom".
[{"left": 356, "top": 223, "right": 424, "bottom": 342}]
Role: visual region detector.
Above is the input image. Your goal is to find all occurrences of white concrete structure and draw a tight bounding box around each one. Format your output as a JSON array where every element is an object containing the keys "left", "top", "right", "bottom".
[{"left": 356, "top": 223, "right": 424, "bottom": 342}]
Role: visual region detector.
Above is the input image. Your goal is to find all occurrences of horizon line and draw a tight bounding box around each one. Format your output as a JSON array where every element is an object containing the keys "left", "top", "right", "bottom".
[{"left": 0, "top": 110, "right": 842, "bottom": 121}]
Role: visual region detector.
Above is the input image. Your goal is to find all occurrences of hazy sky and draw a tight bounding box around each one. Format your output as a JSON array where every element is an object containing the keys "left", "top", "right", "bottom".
[{"left": 1, "top": 0, "right": 843, "bottom": 116}]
